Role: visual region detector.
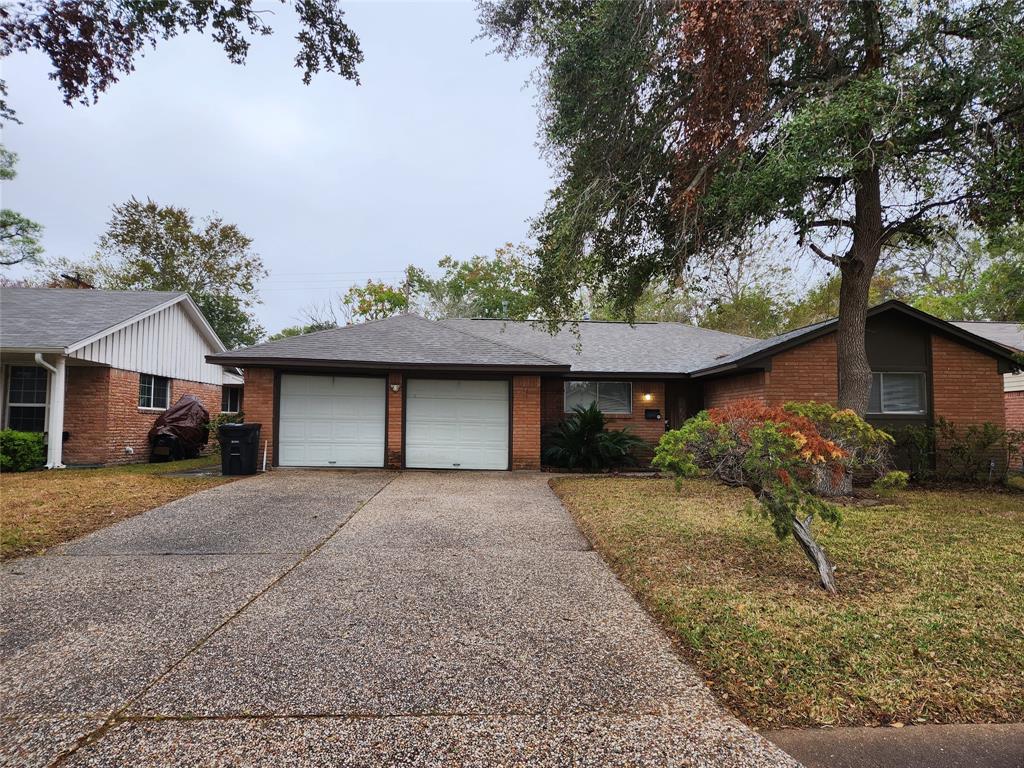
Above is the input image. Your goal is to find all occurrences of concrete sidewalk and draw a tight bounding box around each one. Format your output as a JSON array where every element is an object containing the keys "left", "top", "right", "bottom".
[{"left": 767, "top": 723, "right": 1024, "bottom": 768}]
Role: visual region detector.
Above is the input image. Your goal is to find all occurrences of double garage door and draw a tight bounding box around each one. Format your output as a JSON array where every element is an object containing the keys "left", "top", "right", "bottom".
[{"left": 278, "top": 374, "right": 508, "bottom": 469}]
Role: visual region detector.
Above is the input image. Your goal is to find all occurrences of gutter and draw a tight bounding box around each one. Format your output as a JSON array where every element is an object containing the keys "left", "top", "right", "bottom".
[{"left": 34, "top": 352, "right": 59, "bottom": 374}]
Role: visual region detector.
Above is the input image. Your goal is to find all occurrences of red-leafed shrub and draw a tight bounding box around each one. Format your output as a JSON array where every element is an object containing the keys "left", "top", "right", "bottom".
[{"left": 653, "top": 399, "right": 892, "bottom": 595}]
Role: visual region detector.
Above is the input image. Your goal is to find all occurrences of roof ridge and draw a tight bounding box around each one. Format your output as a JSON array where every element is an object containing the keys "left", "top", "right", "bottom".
[{"left": 438, "top": 318, "right": 567, "bottom": 366}]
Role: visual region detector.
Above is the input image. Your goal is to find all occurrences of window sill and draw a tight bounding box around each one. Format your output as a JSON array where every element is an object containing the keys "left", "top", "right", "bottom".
[{"left": 138, "top": 407, "right": 167, "bottom": 413}]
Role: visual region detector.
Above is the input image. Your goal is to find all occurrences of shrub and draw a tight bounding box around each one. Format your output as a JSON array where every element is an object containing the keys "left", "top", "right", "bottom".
[
  {"left": 542, "top": 403, "right": 645, "bottom": 470},
  {"left": 0, "top": 430, "right": 46, "bottom": 472},
  {"left": 783, "top": 401, "right": 895, "bottom": 482},
  {"left": 209, "top": 411, "right": 245, "bottom": 453},
  {"left": 935, "top": 418, "right": 1008, "bottom": 483},
  {"left": 888, "top": 423, "right": 936, "bottom": 481},
  {"left": 654, "top": 400, "right": 847, "bottom": 593},
  {"left": 872, "top": 470, "right": 909, "bottom": 495}
]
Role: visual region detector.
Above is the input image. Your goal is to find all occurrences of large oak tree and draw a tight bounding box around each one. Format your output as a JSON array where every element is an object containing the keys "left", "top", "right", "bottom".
[{"left": 481, "top": 0, "right": 1024, "bottom": 413}]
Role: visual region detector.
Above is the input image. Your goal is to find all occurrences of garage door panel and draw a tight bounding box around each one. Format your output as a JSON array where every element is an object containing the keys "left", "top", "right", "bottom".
[
  {"left": 278, "top": 374, "right": 385, "bottom": 467},
  {"left": 405, "top": 379, "right": 509, "bottom": 470}
]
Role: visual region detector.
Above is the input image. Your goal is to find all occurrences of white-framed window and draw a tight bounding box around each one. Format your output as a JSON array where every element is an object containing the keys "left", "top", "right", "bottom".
[
  {"left": 5, "top": 365, "right": 48, "bottom": 432},
  {"left": 221, "top": 385, "right": 242, "bottom": 413},
  {"left": 564, "top": 380, "right": 632, "bottom": 415},
  {"left": 138, "top": 374, "right": 171, "bottom": 410},
  {"left": 869, "top": 372, "right": 927, "bottom": 415}
]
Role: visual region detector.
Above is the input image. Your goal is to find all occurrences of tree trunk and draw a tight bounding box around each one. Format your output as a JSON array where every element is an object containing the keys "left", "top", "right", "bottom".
[
  {"left": 836, "top": 0, "right": 884, "bottom": 415},
  {"left": 791, "top": 514, "right": 838, "bottom": 595}
]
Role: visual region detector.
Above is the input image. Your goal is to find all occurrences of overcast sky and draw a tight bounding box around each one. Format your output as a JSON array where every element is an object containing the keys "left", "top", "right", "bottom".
[{"left": 1, "top": 1, "right": 551, "bottom": 335}]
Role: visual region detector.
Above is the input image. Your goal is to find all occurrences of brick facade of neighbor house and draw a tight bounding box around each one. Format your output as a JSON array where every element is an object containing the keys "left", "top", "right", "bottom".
[
  {"left": 61, "top": 365, "right": 222, "bottom": 465},
  {"left": 511, "top": 375, "right": 542, "bottom": 470},
  {"left": 62, "top": 366, "right": 112, "bottom": 465}
]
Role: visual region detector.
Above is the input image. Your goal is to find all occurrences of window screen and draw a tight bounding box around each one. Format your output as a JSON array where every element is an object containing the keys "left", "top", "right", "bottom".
[
  {"left": 869, "top": 372, "right": 926, "bottom": 415},
  {"left": 221, "top": 386, "right": 242, "bottom": 413},
  {"left": 139, "top": 374, "right": 170, "bottom": 409},
  {"left": 6, "top": 366, "right": 48, "bottom": 432},
  {"left": 563, "top": 381, "right": 632, "bottom": 414}
]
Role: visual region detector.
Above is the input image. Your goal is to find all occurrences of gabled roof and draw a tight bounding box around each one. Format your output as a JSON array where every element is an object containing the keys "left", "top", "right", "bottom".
[
  {"left": 207, "top": 313, "right": 569, "bottom": 372},
  {"left": 952, "top": 321, "right": 1024, "bottom": 352},
  {"left": 693, "top": 300, "right": 1022, "bottom": 377},
  {"left": 443, "top": 317, "right": 755, "bottom": 375},
  {"left": 0, "top": 287, "right": 225, "bottom": 353}
]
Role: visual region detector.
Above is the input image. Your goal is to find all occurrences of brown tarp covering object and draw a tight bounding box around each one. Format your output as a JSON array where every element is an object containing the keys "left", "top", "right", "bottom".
[{"left": 147, "top": 395, "right": 210, "bottom": 458}]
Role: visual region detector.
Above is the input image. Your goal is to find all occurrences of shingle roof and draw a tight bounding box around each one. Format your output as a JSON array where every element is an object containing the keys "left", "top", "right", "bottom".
[
  {"left": 0, "top": 287, "right": 184, "bottom": 351},
  {"left": 207, "top": 313, "right": 569, "bottom": 371},
  {"left": 952, "top": 321, "right": 1024, "bottom": 352},
  {"left": 443, "top": 318, "right": 755, "bottom": 374}
]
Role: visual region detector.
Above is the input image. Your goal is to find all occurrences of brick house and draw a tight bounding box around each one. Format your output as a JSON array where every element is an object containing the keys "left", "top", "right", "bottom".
[
  {"left": 0, "top": 287, "right": 242, "bottom": 467},
  {"left": 207, "top": 301, "right": 1020, "bottom": 473},
  {"left": 953, "top": 321, "right": 1024, "bottom": 469}
]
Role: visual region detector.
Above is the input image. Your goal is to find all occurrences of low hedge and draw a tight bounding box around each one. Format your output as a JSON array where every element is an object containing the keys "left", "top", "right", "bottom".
[{"left": 0, "top": 429, "right": 46, "bottom": 472}]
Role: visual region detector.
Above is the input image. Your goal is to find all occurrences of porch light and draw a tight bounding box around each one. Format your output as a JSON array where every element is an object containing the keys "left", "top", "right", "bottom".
[
  {"left": 390, "top": 383, "right": 401, "bottom": 393},
  {"left": 642, "top": 392, "right": 653, "bottom": 402}
]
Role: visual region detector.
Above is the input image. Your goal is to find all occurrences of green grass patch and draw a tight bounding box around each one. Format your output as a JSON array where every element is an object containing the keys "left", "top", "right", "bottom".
[
  {"left": 552, "top": 476, "right": 1024, "bottom": 729},
  {"left": 1, "top": 455, "right": 232, "bottom": 560}
]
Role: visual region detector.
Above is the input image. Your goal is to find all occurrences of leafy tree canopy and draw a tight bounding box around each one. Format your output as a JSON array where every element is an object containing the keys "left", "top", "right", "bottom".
[
  {"left": 406, "top": 244, "right": 537, "bottom": 319},
  {"left": 0, "top": 0, "right": 363, "bottom": 122},
  {"left": 267, "top": 321, "right": 338, "bottom": 341},
  {"left": 481, "top": 0, "right": 1024, "bottom": 412},
  {"left": 42, "top": 198, "right": 267, "bottom": 348},
  {"left": 0, "top": 146, "right": 43, "bottom": 267}
]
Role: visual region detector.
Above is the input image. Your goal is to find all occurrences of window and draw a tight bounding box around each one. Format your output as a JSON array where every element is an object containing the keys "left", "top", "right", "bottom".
[
  {"left": 564, "top": 381, "right": 632, "bottom": 414},
  {"left": 869, "top": 372, "right": 926, "bottom": 415},
  {"left": 221, "top": 385, "right": 242, "bottom": 413},
  {"left": 138, "top": 374, "right": 170, "bottom": 409},
  {"left": 6, "top": 366, "right": 48, "bottom": 432}
]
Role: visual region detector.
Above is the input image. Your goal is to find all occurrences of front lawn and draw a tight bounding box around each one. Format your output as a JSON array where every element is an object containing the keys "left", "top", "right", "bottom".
[
  {"left": 1, "top": 456, "right": 234, "bottom": 559},
  {"left": 553, "top": 476, "right": 1024, "bottom": 729}
]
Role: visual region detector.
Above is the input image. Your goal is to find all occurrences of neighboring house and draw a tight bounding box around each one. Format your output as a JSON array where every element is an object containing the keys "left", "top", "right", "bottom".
[
  {"left": 0, "top": 288, "right": 241, "bottom": 467},
  {"left": 953, "top": 321, "right": 1024, "bottom": 467},
  {"left": 207, "top": 300, "right": 1019, "bottom": 473}
]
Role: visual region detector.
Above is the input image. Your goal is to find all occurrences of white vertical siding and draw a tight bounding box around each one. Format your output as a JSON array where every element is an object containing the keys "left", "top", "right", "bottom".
[{"left": 69, "top": 302, "right": 223, "bottom": 384}]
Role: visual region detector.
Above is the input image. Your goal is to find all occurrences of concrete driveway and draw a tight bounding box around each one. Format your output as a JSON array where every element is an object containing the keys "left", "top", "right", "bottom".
[{"left": 1, "top": 471, "right": 798, "bottom": 767}]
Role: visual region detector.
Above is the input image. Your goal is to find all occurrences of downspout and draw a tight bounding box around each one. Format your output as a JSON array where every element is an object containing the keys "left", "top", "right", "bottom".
[{"left": 34, "top": 353, "right": 66, "bottom": 469}]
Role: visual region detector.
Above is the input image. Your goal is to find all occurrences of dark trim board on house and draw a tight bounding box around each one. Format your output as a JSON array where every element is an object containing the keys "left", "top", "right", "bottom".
[{"left": 208, "top": 302, "right": 1022, "bottom": 472}]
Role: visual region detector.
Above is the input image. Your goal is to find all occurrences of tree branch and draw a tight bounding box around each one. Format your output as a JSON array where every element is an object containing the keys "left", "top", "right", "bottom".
[
  {"left": 880, "top": 194, "right": 968, "bottom": 244},
  {"left": 807, "top": 242, "right": 842, "bottom": 266}
]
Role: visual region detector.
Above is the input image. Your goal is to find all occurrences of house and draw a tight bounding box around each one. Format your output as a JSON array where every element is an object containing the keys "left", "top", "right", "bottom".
[
  {"left": 0, "top": 287, "right": 241, "bottom": 467},
  {"left": 206, "top": 300, "right": 1019, "bottom": 473},
  {"left": 953, "top": 321, "right": 1024, "bottom": 467}
]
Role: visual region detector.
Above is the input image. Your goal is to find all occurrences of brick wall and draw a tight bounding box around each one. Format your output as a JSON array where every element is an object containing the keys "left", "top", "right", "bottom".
[
  {"left": 931, "top": 335, "right": 1006, "bottom": 428},
  {"left": 386, "top": 372, "right": 403, "bottom": 468},
  {"left": 765, "top": 333, "right": 839, "bottom": 405},
  {"left": 540, "top": 377, "right": 666, "bottom": 462},
  {"left": 62, "top": 366, "right": 111, "bottom": 464},
  {"left": 61, "top": 365, "right": 222, "bottom": 465},
  {"left": 931, "top": 334, "right": 1007, "bottom": 475},
  {"left": 703, "top": 371, "right": 767, "bottom": 408},
  {"left": 240, "top": 367, "right": 275, "bottom": 466},
  {"left": 511, "top": 375, "right": 541, "bottom": 470}
]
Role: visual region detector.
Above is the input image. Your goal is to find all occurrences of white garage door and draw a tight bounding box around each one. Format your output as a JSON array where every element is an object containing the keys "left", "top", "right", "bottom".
[
  {"left": 405, "top": 379, "right": 509, "bottom": 470},
  {"left": 278, "top": 374, "right": 385, "bottom": 467}
]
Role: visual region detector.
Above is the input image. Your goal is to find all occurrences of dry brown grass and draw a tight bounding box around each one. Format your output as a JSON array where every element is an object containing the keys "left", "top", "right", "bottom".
[
  {"left": 553, "top": 476, "right": 1024, "bottom": 729},
  {"left": 1, "top": 457, "right": 233, "bottom": 559}
]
